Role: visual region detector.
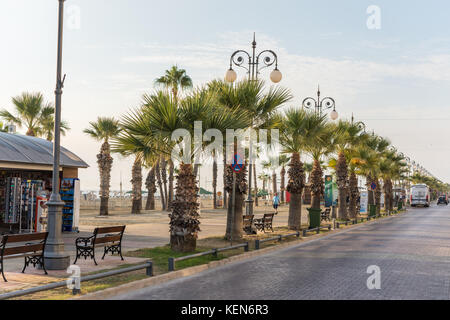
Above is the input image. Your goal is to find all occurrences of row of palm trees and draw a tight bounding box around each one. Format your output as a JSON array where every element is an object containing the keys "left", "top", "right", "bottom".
[{"left": 83, "top": 65, "right": 449, "bottom": 253}]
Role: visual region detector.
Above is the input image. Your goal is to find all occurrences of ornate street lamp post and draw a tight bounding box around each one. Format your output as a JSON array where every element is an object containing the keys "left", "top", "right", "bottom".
[
  {"left": 302, "top": 85, "right": 338, "bottom": 120},
  {"left": 351, "top": 113, "right": 367, "bottom": 132},
  {"left": 45, "top": 0, "right": 70, "bottom": 270},
  {"left": 225, "top": 33, "right": 282, "bottom": 216}
]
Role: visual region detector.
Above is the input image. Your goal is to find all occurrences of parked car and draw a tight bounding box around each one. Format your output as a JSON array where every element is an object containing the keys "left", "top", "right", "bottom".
[
  {"left": 410, "top": 184, "right": 431, "bottom": 207},
  {"left": 437, "top": 195, "right": 448, "bottom": 205}
]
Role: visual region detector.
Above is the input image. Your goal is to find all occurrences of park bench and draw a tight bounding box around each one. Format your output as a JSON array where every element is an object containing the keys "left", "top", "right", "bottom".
[
  {"left": 74, "top": 226, "right": 126, "bottom": 265},
  {"left": 254, "top": 213, "right": 275, "bottom": 233},
  {"left": 242, "top": 215, "right": 256, "bottom": 234},
  {"left": 321, "top": 208, "right": 331, "bottom": 222},
  {"left": 0, "top": 232, "right": 48, "bottom": 282}
]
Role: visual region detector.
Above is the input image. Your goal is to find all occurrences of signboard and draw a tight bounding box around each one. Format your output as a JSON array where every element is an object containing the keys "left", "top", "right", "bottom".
[
  {"left": 324, "top": 175, "right": 333, "bottom": 207},
  {"left": 231, "top": 154, "right": 244, "bottom": 173},
  {"left": 360, "top": 191, "right": 368, "bottom": 213},
  {"left": 332, "top": 181, "right": 338, "bottom": 206}
]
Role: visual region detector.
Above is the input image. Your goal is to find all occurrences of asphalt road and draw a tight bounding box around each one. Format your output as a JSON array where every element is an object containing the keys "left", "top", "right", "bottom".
[{"left": 112, "top": 204, "right": 450, "bottom": 300}]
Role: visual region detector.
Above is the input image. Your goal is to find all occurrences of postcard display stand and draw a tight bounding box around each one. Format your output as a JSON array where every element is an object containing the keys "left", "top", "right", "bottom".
[
  {"left": 4, "top": 178, "right": 44, "bottom": 233},
  {"left": 60, "top": 178, "right": 80, "bottom": 232}
]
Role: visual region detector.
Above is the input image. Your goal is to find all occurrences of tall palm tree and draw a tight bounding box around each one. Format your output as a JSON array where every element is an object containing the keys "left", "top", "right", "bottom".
[
  {"left": 280, "top": 108, "right": 327, "bottom": 230},
  {"left": 0, "top": 92, "right": 70, "bottom": 138},
  {"left": 210, "top": 79, "right": 291, "bottom": 238},
  {"left": 41, "top": 117, "right": 70, "bottom": 141},
  {"left": 332, "top": 121, "right": 366, "bottom": 220},
  {"left": 140, "top": 88, "right": 242, "bottom": 250},
  {"left": 84, "top": 117, "right": 121, "bottom": 216},
  {"left": 307, "top": 123, "right": 336, "bottom": 210},
  {"left": 155, "top": 65, "right": 193, "bottom": 104}
]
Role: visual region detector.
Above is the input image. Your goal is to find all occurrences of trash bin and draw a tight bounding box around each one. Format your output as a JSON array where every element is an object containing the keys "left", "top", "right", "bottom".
[
  {"left": 307, "top": 208, "right": 321, "bottom": 229},
  {"left": 369, "top": 204, "right": 377, "bottom": 217},
  {"left": 397, "top": 201, "right": 403, "bottom": 211}
]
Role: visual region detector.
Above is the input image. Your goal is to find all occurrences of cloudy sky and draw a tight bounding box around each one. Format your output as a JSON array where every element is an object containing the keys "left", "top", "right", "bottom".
[{"left": 1, "top": 0, "right": 449, "bottom": 191}]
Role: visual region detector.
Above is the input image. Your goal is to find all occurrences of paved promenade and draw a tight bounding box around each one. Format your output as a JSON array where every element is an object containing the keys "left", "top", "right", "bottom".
[{"left": 112, "top": 204, "right": 450, "bottom": 300}]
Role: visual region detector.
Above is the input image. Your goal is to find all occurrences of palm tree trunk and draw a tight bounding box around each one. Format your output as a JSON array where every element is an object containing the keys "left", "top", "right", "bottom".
[
  {"left": 156, "top": 160, "right": 166, "bottom": 210},
  {"left": 223, "top": 152, "right": 227, "bottom": 209},
  {"left": 161, "top": 157, "right": 168, "bottom": 211},
  {"left": 349, "top": 171, "right": 359, "bottom": 219},
  {"left": 145, "top": 166, "right": 156, "bottom": 210},
  {"left": 310, "top": 160, "right": 324, "bottom": 210},
  {"left": 272, "top": 171, "right": 277, "bottom": 196},
  {"left": 336, "top": 151, "right": 348, "bottom": 220},
  {"left": 168, "top": 159, "right": 174, "bottom": 210},
  {"left": 131, "top": 158, "right": 142, "bottom": 214},
  {"left": 98, "top": 141, "right": 113, "bottom": 216},
  {"left": 287, "top": 153, "right": 305, "bottom": 230},
  {"left": 366, "top": 174, "right": 375, "bottom": 205},
  {"left": 213, "top": 159, "right": 217, "bottom": 209},
  {"left": 375, "top": 176, "right": 381, "bottom": 215},
  {"left": 169, "top": 163, "right": 200, "bottom": 252},
  {"left": 280, "top": 166, "right": 286, "bottom": 203},
  {"left": 253, "top": 165, "right": 258, "bottom": 206},
  {"left": 224, "top": 161, "right": 247, "bottom": 240}
]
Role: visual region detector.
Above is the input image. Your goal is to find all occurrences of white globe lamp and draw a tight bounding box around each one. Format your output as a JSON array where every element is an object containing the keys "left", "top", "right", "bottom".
[
  {"left": 270, "top": 68, "right": 282, "bottom": 83},
  {"left": 330, "top": 109, "right": 339, "bottom": 121},
  {"left": 225, "top": 68, "right": 237, "bottom": 83}
]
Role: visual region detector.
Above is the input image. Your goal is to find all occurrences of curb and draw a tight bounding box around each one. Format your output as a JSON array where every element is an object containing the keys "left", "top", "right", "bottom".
[{"left": 73, "top": 209, "right": 409, "bottom": 300}]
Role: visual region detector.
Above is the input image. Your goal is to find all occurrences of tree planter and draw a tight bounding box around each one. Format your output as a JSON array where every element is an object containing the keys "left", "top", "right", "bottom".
[
  {"left": 307, "top": 208, "right": 321, "bottom": 229},
  {"left": 369, "top": 204, "right": 377, "bottom": 217}
]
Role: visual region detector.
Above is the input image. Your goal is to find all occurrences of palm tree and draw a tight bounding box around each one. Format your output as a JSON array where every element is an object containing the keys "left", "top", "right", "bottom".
[
  {"left": 139, "top": 88, "right": 240, "bottom": 250},
  {"left": 280, "top": 108, "right": 327, "bottom": 230},
  {"left": 210, "top": 79, "right": 291, "bottom": 238},
  {"left": 307, "top": 123, "right": 336, "bottom": 211},
  {"left": 332, "top": 121, "right": 366, "bottom": 220},
  {"left": 0, "top": 92, "right": 70, "bottom": 138},
  {"left": 84, "top": 117, "right": 121, "bottom": 216},
  {"left": 0, "top": 122, "right": 8, "bottom": 132},
  {"left": 155, "top": 65, "right": 193, "bottom": 104},
  {"left": 41, "top": 118, "right": 70, "bottom": 141}
]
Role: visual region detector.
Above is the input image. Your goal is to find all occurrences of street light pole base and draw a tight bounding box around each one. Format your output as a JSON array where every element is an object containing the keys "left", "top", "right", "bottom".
[
  {"left": 44, "top": 255, "right": 70, "bottom": 270},
  {"left": 245, "top": 199, "right": 254, "bottom": 216}
]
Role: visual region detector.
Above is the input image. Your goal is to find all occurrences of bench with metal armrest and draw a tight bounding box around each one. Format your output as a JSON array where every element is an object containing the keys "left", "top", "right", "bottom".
[
  {"left": 253, "top": 213, "right": 275, "bottom": 233},
  {"left": 74, "top": 226, "right": 126, "bottom": 265},
  {"left": 0, "top": 232, "right": 48, "bottom": 282}
]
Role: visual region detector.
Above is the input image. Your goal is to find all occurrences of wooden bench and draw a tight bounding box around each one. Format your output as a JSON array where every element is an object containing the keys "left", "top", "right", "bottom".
[
  {"left": 74, "top": 226, "right": 126, "bottom": 265},
  {"left": 0, "top": 232, "right": 48, "bottom": 282},
  {"left": 242, "top": 215, "right": 256, "bottom": 234},
  {"left": 321, "top": 208, "right": 331, "bottom": 222},
  {"left": 254, "top": 213, "right": 275, "bottom": 233}
]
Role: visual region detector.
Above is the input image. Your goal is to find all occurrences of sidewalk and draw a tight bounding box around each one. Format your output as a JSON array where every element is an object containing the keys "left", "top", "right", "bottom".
[{"left": 0, "top": 203, "right": 308, "bottom": 293}]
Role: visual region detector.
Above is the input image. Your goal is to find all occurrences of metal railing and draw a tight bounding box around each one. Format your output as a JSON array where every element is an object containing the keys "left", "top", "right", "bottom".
[
  {"left": 168, "top": 243, "right": 249, "bottom": 272},
  {"left": 302, "top": 225, "right": 332, "bottom": 236},
  {"left": 0, "top": 260, "right": 153, "bottom": 300},
  {"left": 254, "top": 232, "right": 300, "bottom": 250}
]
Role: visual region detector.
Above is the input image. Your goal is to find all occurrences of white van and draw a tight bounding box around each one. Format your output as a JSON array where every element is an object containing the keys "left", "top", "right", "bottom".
[{"left": 410, "top": 184, "right": 431, "bottom": 207}]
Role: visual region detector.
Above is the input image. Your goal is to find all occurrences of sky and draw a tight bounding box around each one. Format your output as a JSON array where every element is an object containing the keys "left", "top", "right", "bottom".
[{"left": 1, "top": 0, "right": 450, "bottom": 191}]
